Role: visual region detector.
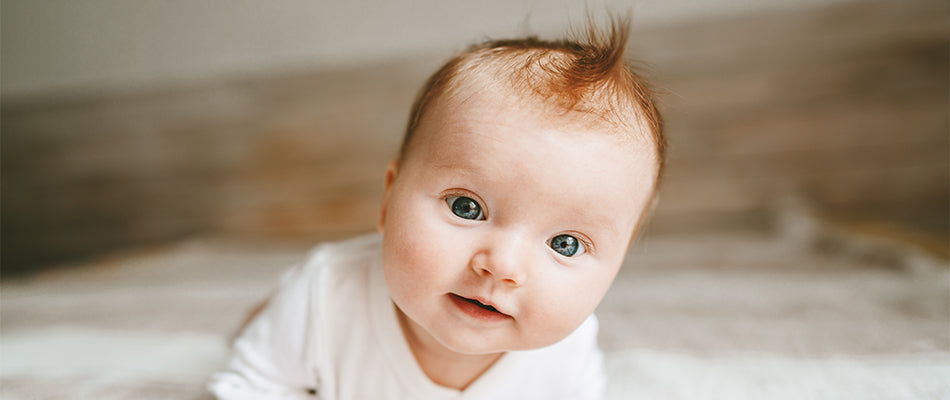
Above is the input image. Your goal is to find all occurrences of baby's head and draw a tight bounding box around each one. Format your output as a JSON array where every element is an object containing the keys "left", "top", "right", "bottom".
[{"left": 378, "top": 18, "right": 664, "bottom": 355}]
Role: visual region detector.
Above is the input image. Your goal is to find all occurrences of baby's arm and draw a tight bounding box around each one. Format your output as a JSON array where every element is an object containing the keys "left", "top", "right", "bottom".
[{"left": 209, "top": 265, "right": 320, "bottom": 399}]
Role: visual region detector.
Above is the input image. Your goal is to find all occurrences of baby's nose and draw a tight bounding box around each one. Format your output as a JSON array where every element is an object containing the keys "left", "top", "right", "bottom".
[{"left": 470, "top": 234, "right": 528, "bottom": 287}]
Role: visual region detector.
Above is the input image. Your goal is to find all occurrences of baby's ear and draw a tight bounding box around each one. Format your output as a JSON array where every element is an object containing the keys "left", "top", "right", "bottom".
[{"left": 377, "top": 160, "right": 400, "bottom": 233}]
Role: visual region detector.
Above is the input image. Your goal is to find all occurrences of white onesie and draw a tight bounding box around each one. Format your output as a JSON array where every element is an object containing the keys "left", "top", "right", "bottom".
[{"left": 209, "top": 233, "right": 606, "bottom": 399}]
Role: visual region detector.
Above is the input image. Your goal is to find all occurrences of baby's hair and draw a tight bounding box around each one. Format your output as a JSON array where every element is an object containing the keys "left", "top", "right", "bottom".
[{"left": 400, "top": 14, "right": 666, "bottom": 180}]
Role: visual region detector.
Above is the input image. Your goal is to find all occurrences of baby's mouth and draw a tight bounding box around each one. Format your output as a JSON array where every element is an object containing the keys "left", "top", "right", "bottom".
[
  {"left": 461, "top": 296, "right": 500, "bottom": 313},
  {"left": 449, "top": 293, "right": 511, "bottom": 320}
]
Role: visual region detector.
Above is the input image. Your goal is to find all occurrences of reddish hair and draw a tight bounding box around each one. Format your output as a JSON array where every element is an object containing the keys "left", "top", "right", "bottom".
[{"left": 400, "top": 16, "right": 666, "bottom": 181}]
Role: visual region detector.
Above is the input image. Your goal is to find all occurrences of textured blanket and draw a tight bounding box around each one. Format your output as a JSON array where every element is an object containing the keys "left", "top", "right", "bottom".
[{"left": 2, "top": 228, "right": 947, "bottom": 399}]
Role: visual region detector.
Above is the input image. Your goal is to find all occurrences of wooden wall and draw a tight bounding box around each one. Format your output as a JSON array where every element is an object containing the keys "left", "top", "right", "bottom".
[{"left": 3, "top": 0, "right": 947, "bottom": 274}]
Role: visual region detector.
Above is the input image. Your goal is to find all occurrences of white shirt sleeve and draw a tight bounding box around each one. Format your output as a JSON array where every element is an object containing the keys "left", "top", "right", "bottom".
[{"left": 209, "top": 263, "right": 322, "bottom": 399}]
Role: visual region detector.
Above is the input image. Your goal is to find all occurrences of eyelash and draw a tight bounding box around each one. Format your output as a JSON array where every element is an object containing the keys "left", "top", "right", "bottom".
[{"left": 442, "top": 190, "right": 488, "bottom": 220}]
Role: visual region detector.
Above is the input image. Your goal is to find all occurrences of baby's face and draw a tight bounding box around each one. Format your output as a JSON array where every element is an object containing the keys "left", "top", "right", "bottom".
[{"left": 379, "top": 87, "right": 657, "bottom": 355}]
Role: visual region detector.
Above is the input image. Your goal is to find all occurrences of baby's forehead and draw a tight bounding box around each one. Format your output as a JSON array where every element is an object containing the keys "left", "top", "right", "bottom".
[
  {"left": 413, "top": 90, "right": 656, "bottom": 170},
  {"left": 416, "top": 85, "right": 656, "bottom": 158}
]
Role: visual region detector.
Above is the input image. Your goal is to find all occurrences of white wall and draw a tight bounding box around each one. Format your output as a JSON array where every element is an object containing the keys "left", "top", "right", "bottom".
[{"left": 1, "top": 0, "right": 853, "bottom": 99}]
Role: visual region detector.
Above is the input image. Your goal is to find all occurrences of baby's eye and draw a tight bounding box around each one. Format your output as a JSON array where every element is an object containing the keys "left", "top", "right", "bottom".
[
  {"left": 446, "top": 196, "right": 485, "bottom": 220},
  {"left": 549, "top": 234, "right": 586, "bottom": 257}
]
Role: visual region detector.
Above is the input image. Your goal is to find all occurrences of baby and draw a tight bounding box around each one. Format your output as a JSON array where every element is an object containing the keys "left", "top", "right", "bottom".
[{"left": 210, "top": 17, "right": 664, "bottom": 400}]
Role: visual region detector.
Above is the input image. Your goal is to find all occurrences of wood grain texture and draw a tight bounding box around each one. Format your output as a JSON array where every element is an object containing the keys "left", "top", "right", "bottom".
[{"left": 2, "top": 0, "right": 947, "bottom": 273}]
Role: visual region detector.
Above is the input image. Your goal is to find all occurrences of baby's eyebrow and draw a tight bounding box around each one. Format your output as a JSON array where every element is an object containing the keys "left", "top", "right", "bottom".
[
  {"left": 433, "top": 160, "right": 465, "bottom": 170},
  {"left": 578, "top": 211, "right": 623, "bottom": 239},
  {"left": 432, "top": 157, "right": 481, "bottom": 173}
]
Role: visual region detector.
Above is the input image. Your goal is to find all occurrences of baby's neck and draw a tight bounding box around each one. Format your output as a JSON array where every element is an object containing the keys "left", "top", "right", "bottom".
[{"left": 395, "top": 305, "right": 503, "bottom": 390}]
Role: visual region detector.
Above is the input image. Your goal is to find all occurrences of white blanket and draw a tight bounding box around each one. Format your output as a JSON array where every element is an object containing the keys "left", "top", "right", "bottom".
[{"left": 2, "top": 230, "right": 947, "bottom": 399}]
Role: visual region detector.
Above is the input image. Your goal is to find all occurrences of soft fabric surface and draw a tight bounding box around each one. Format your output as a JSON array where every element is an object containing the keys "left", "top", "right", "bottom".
[
  {"left": 3, "top": 328, "right": 947, "bottom": 400},
  {"left": 2, "top": 227, "right": 948, "bottom": 399}
]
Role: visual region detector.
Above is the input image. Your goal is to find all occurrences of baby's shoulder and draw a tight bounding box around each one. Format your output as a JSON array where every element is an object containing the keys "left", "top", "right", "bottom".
[
  {"left": 289, "top": 233, "right": 383, "bottom": 318},
  {"left": 299, "top": 233, "right": 382, "bottom": 278}
]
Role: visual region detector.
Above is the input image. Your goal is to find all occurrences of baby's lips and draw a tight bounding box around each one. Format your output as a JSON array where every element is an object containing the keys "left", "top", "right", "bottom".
[{"left": 463, "top": 294, "right": 513, "bottom": 317}]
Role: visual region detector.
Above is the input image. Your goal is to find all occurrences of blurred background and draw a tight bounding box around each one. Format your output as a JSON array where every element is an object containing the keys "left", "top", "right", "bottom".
[
  {"left": 2, "top": 0, "right": 947, "bottom": 274},
  {"left": 2, "top": 1, "right": 949, "bottom": 398}
]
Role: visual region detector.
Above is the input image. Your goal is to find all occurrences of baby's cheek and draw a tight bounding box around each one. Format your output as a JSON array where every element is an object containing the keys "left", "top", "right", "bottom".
[
  {"left": 388, "top": 216, "right": 455, "bottom": 287},
  {"left": 524, "top": 279, "right": 600, "bottom": 346}
]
